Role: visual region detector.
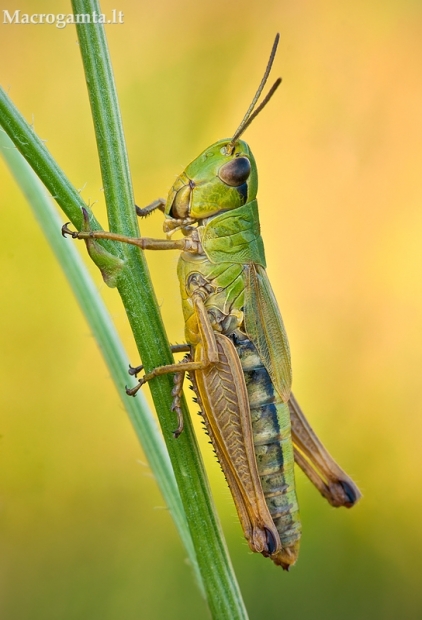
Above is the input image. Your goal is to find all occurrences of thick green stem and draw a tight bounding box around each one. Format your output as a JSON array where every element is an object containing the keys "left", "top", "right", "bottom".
[{"left": 70, "top": 2, "right": 247, "bottom": 616}]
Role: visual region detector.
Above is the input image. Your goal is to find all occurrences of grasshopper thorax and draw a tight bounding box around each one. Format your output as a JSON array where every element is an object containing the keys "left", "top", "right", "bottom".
[{"left": 164, "top": 138, "right": 258, "bottom": 223}]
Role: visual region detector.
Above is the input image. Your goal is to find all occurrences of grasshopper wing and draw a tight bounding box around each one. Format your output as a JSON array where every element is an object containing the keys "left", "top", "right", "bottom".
[{"left": 244, "top": 263, "right": 292, "bottom": 402}]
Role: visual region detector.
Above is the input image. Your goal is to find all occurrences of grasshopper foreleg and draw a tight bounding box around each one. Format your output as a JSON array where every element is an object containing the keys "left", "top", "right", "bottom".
[
  {"left": 61, "top": 211, "right": 201, "bottom": 253},
  {"left": 135, "top": 198, "right": 166, "bottom": 218}
]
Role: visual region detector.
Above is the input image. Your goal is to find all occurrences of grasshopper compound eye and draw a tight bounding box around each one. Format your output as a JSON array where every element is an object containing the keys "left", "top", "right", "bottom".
[{"left": 218, "top": 156, "right": 251, "bottom": 187}]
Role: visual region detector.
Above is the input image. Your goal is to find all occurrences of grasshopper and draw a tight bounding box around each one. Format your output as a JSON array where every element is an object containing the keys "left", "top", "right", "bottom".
[{"left": 63, "top": 34, "right": 360, "bottom": 569}]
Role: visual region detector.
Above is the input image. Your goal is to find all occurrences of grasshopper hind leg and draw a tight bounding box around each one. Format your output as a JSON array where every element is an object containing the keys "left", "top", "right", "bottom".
[
  {"left": 289, "top": 393, "right": 361, "bottom": 508},
  {"left": 171, "top": 353, "right": 193, "bottom": 438}
]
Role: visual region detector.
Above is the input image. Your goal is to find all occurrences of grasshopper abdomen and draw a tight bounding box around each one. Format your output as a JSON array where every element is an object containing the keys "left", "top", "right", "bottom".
[{"left": 234, "top": 334, "right": 301, "bottom": 562}]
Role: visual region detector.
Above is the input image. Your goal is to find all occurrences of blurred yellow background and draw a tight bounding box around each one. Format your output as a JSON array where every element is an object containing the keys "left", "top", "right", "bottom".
[{"left": 1, "top": 1, "right": 422, "bottom": 618}]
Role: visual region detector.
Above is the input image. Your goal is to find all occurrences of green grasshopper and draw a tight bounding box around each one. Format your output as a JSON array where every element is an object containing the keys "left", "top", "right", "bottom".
[{"left": 63, "top": 34, "right": 360, "bottom": 569}]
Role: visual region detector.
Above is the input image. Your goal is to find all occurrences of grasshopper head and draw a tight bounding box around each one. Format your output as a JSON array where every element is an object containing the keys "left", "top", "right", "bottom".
[
  {"left": 164, "top": 34, "right": 281, "bottom": 227},
  {"left": 164, "top": 138, "right": 258, "bottom": 221}
]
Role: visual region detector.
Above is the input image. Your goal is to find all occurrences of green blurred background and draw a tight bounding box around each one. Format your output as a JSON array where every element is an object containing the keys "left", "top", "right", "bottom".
[{"left": 1, "top": 1, "right": 422, "bottom": 618}]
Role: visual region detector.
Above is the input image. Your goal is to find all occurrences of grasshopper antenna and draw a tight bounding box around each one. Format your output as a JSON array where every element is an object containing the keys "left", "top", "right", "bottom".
[{"left": 227, "top": 33, "right": 282, "bottom": 151}]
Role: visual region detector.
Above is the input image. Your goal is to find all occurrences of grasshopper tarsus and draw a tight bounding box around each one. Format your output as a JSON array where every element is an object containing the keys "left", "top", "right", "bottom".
[
  {"left": 135, "top": 198, "right": 166, "bottom": 218},
  {"left": 135, "top": 205, "right": 152, "bottom": 218},
  {"left": 171, "top": 406, "right": 184, "bottom": 438},
  {"left": 338, "top": 479, "right": 361, "bottom": 507},
  {"left": 125, "top": 381, "right": 144, "bottom": 397},
  {"left": 128, "top": 363, "right": 143, "bottom": 377},
  {"left": 61, "top": 222, "right": 76, "bottom": 238},
  {"left": 61, "top": 221, "right": 93, "bottom": 240}
]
